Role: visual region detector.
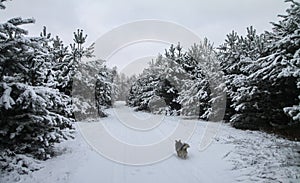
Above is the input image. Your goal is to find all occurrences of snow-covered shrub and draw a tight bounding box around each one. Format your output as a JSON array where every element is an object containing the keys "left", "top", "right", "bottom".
[{"left": 0, "top": 149, "right": 42, "bottom": 175}]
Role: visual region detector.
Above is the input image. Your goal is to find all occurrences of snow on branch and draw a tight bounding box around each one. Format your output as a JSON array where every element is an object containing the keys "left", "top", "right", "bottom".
[
  {"left": 8, "top": 17, "right": 35, "bottom": 26},
  {"left": 0, "top": 83, "right": 15, "bottom": 109},
  {"left": 0, "top": 0, "right": 9, "bottom": 9}
]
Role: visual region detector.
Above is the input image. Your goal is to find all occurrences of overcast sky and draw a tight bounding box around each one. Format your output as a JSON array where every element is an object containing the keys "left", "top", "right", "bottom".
[{"left": 1, "top": 0, "right": 290, "bottom": 75}]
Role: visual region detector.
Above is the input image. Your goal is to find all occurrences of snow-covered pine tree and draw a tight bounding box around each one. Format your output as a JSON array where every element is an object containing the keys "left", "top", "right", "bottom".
[
  {"left": 177, "top": 38, "right": 225, "bottom": 121},
  {"left": 72, "top": 59, "right": 115, "bottom": 120},
  {"left": 48, "top": 29, "right": 94, "bottom": 97},
  {"left": 217, "top": 26, "right": 267, "bottom": 128},
  {"left": 127, "top": 72, "right": 161, "bottom": 112},
  {"left": 127, "top": 57, "right": 158, "bottom": 111},
  {"left": 128, "top": 41, "right": 224, "bottom": 118},
  {"left": 156, "top": 47, "right": 186, "bottom": 114},
  {"left": 51, "top": 29, "right": 116, "bottom": 121},
  {"left": 127, "top": 45, "right": 185, "bottom": 115},
  {"left": 68, "top": 29, "right": 116, "bottom": 120},
  {"left": 218, "top": 0, "right": 300, "bottom": 138},
  {"left": 178, "top": 42, "right": 211, "bottom": 119},
  {"left": 0, "top": 15, "right": 74, "bottom": 165},
  {"left": 242, "top": 0, "right": 300, "bottom": 136},
  {"left": 95, "top": 65, "right": 116, "bottom": 109},
  {"left": 72, "top": 59, "right": 101, "bottom": 120}
]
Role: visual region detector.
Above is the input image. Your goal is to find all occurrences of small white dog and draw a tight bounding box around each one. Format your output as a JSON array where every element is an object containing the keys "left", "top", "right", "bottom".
[{"left": 175, "top": 140, "right": 190, "bottom": 159}]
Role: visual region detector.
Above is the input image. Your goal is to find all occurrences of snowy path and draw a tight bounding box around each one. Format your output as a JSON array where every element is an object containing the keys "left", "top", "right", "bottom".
[{"left": 4, "top": 102, "right": 300, "bottom": 183}]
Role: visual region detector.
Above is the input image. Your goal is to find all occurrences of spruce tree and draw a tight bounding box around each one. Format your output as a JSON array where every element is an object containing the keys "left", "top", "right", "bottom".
[
  {"left": 246, "top": 0, "right": 300, "bottom": 136},
  {"left": 0, "top": 16, "right": 74, "bottom": 163}
]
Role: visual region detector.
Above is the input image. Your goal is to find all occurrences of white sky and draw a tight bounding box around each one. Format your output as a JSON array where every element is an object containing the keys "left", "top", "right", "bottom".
[{"left": 1, "top": 0, "right": 290, "bottom": 75}]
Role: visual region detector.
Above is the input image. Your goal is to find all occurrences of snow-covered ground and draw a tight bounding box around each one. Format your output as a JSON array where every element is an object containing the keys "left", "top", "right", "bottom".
[{"left": 1, "top": 101, "right": 299, "bottom": 183}]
